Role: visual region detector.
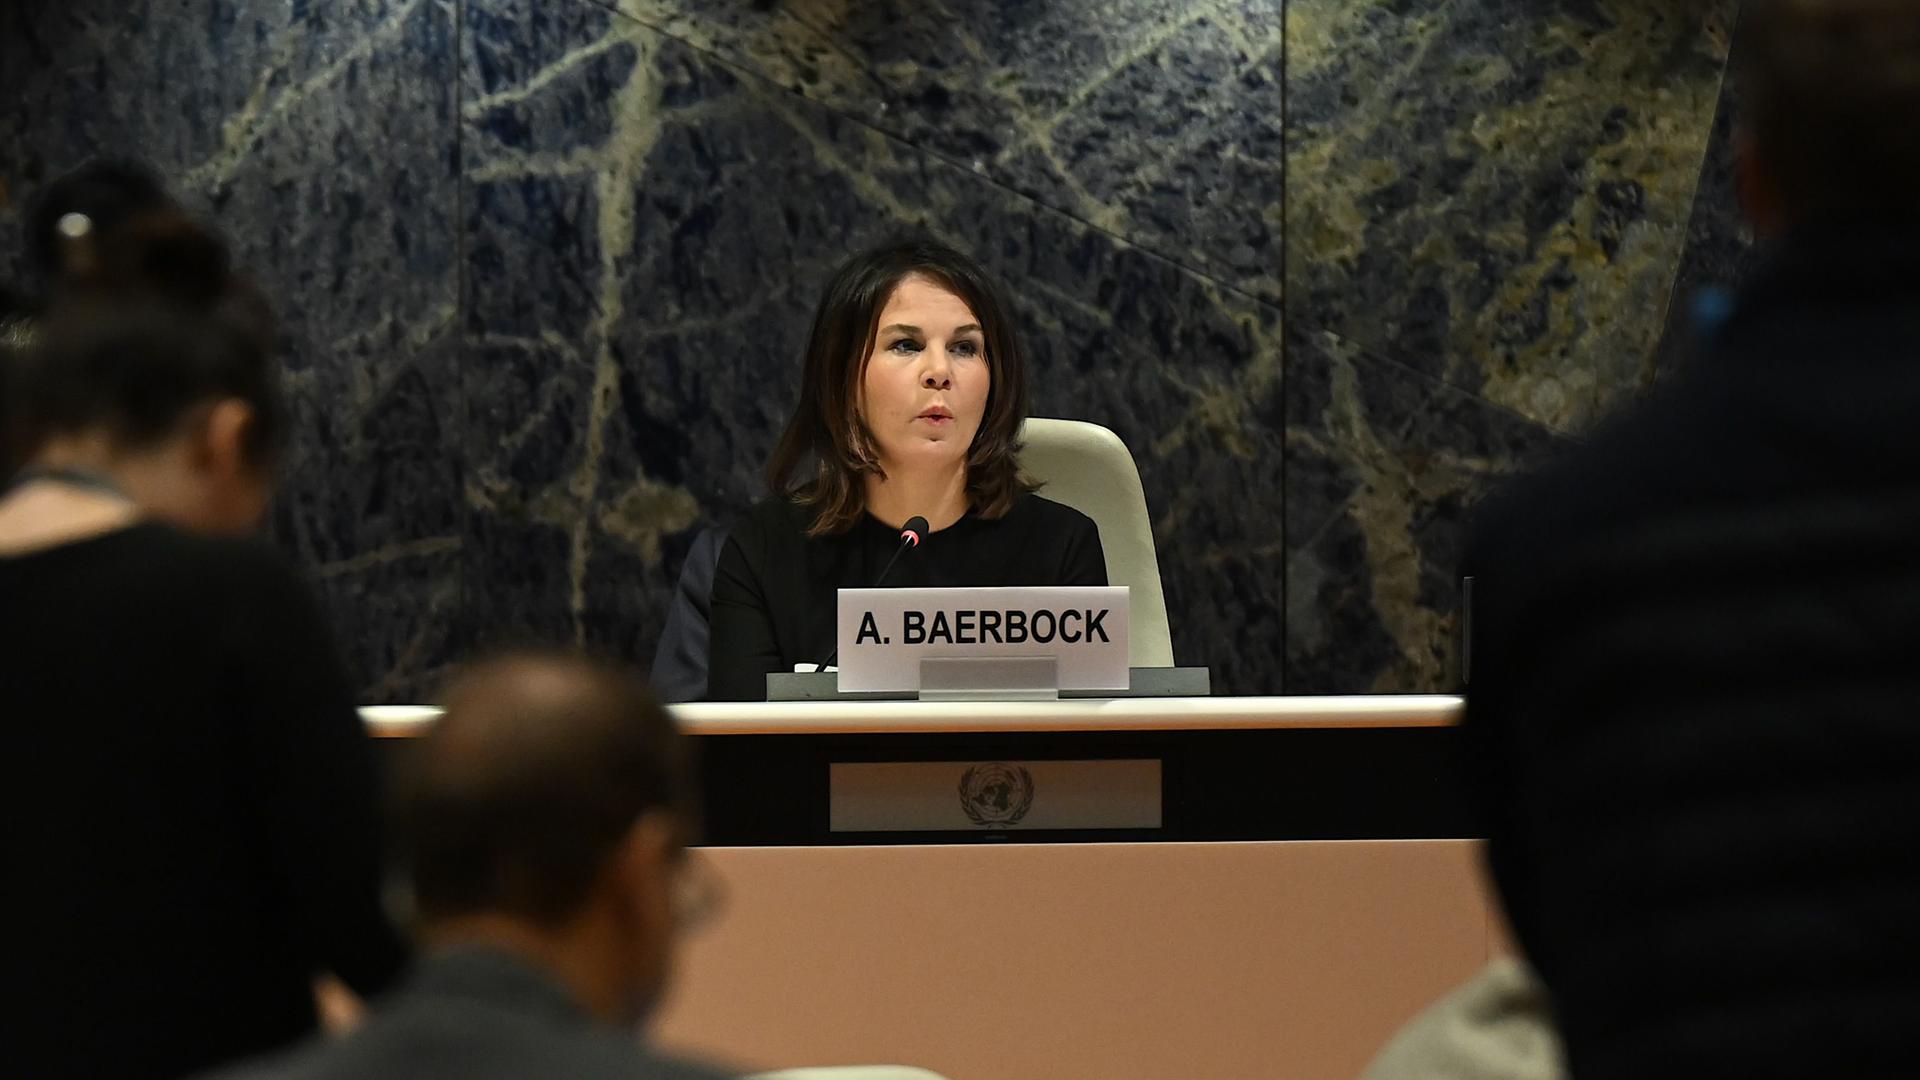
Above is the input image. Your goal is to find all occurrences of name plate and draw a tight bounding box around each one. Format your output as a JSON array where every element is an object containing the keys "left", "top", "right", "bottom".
[
  {"left": 830, "top": 759, "right": 1163, "bottom": 832},
  {"left": 836, "top": 586, "right": 1129, "bottom": 693}
]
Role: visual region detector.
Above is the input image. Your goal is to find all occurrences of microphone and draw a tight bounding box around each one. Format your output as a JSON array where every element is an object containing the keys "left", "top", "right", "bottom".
[
  {"left": 817, "top": 515, "right": 929, "bottom": 672},
  {"left": 871, "top": 515, "right": 930, "bottom": 592}
]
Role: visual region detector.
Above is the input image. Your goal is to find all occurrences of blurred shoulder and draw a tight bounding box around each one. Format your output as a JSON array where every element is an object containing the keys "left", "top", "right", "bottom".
[
  {"left": 61, "top": 522, "right": 307, "bottom": 596},
  {"left": 200, "top": 1021, "right": 740, "bottom": 1080},
  {"left": 1466, "top": 386, "right": 1709, "bottom": 579}
]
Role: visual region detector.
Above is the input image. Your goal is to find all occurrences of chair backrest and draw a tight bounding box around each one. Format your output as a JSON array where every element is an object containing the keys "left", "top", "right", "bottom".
[
  {"left": 649, "top": 525, "right": 730, "bottom": 702},
  {"left": 1016, "top": 417, "right": 1174, "bottom": 666},
  {"left": 749, "top": 1070, "right": 953, "bottom": 1080}
]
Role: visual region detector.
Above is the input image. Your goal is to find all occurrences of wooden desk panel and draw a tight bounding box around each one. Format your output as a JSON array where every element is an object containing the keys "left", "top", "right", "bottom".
[{"left": 654, "top": 839, "right": 1495, "bottom": 1080}]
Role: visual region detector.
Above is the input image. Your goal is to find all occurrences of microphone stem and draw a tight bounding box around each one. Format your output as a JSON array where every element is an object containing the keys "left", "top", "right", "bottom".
[{"left": 819, "top": 533, "right": 917, "bottom": 670}]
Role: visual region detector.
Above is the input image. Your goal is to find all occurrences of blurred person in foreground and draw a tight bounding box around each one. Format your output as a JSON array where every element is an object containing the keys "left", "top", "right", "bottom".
[
  {"left": 23, "top": 159, "right": 179, "bottom": 290},
  {"left": 1, "top": 158, "right": 179, "bottom": 348},
  {"left": 1463, "top": 3, "right": 1920, "bottom": 1078},
  {"left": 3, "top": 159, "right": 179, "bottom": 476},
  {"left": 209, "top": 651, "right": 735, "bottom": 1080},
  {"left": 1, "top": 210, "right": 407, "bottom": 1077}
]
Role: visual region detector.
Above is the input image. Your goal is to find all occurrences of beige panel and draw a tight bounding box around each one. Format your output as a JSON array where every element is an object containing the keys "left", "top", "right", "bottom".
[{"left": 654, "top": 841, "right": 1492, "bottom": 1080}]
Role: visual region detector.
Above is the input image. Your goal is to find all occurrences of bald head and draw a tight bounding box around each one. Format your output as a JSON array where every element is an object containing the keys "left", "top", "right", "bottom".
[
  {"left": 407, "top": 652, "right": 694, "bottom": 926},
  {"left": 1741, "top": 0, "right": 1920, "bottom": 225}
]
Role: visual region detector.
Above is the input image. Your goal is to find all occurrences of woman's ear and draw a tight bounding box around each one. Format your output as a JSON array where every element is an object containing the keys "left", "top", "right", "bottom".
[
  {"left": 195, "top": 398, "right": 258, "bottom": 478},
  {"left": 612, "top": 811, "right": 682, "bottom": 945},
  {"left": 623, "top": 812, "right": 681, "bottom": 879}
]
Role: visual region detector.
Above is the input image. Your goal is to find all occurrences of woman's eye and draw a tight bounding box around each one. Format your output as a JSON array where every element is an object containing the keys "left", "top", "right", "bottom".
[
  {"left": 951, "top": 340, "right": 980, "bottom": 358},
  {"left": 888, "top": 339, "right": 921, "bottom": 355}
]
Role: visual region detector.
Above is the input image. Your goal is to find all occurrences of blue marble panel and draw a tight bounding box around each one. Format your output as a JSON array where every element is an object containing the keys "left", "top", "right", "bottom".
[
  {"left": 1, "top": 0, "right": 462, "bottom": 702},
  {"left": 462, "top": 0, "right": 1289, "bottom": 692},
  {"left": 601, "top": 0, "right": 1285, "bottom": 303},
  {"left": 460, "top": 326, "right": 599, "bottom": 653},
  {"left": 1287, "top": 0, "right": 1736, "bottom": 434},
  {"left": 1284, "top": 325, "right": 1565, "bottom": 693}
]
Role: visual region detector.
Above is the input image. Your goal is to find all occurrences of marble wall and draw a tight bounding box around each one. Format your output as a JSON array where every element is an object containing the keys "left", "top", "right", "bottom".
[
  {"left": 2, "top": 0, "right": 465, "bottom": 702},
  {"left": 0, "top": 0, "right": 1755, "bottom": 700}
]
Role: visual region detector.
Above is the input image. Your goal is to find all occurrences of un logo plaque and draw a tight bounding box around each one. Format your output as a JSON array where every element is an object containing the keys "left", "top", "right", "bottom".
[
  {"left": 828, "top": 759, "right": 1162, "bottom": 832},
  {"left": 957, "top": 762, "right": 1037, "bottom": 826}
]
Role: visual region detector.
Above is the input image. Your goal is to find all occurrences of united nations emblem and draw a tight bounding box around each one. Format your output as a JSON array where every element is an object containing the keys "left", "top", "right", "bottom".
[{"left": 958, "top": 762, "right": 1036, "bottom": 826}]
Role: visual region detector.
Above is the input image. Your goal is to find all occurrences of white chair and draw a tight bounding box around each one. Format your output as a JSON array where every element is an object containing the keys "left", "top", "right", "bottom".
[
  {"left": 1016, "top": 417, "right": 1175, "bottom": 667},
  {"left": 749, "top": 1070, "right": 952, "bottom": 1080}
]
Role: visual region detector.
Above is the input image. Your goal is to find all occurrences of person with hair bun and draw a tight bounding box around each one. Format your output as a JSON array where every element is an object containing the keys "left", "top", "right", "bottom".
[
  {"left": 3, "top": 158, "right": 183, "bottom": 478},
  {"left": 1, "top": 207, "right": 408, "bottom": 1079},
  {"left": 26, "top": 157, "right": 178, "bottom": 287}
]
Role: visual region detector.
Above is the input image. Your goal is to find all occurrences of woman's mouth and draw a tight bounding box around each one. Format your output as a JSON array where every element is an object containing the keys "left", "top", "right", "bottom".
[{"left": 916, "top": 406, "right": 954, "bottom": 424}]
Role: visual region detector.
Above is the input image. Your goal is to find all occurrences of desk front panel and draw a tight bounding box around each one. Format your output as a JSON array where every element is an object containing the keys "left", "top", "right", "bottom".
[
  {"left": 654, "top": 839, "right": 1497, "bottom": 1080},
  {"left": 370, "top": 697, "right": 1474, "bottom": 847},
  {"left": 696, "top": 726, "right": 1471, "bottom": 846}
]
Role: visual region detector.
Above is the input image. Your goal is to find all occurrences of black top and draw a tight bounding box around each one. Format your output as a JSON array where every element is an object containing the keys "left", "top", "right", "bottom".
[
  {"left": 1464, "top": 223, "right": 1920, "bottom": 1080},
  {"left": 210, "top": 946, "right": 734, "bottom": 1080},
  {"left": 707, "top": 492, "right": 1107, "bottom": 700},
  {"left": 1, "top": 523, "right": 409, "bottom": 1080}
]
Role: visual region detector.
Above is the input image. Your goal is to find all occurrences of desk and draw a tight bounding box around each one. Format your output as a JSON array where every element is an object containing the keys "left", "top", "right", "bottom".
[
  {"left": 367, "top": 695, "right": 1470, "bottom": 845},
  {"left": 365, "top": 694, "right": 1463, "bottom": 737},
  {"left": 366, "top": 696, "right": 1487, "bottom": 1078}
]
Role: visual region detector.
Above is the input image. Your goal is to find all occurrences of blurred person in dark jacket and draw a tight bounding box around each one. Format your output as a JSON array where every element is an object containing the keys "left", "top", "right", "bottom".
[{"left": 1464, "top": 3, "right": 1920, "bottom": 1078}]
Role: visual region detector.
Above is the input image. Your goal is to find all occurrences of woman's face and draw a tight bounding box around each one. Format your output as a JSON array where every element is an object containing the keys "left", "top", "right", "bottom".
[{"left": 858, "top": 274, "right": 991, "bottom": 474}]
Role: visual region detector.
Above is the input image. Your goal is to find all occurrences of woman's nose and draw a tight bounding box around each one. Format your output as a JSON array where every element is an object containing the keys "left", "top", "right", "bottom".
[{"left": 921, "top": 355, "right": 952, "bottom": 389}]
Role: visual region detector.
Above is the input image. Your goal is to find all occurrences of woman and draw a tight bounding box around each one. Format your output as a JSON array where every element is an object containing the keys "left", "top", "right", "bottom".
[
  {"left": 706, "top": 240, "right": 1106, "bottom": 701},
  {"left": 0, "top": 211, "right": 408, "bottom": 1078}
]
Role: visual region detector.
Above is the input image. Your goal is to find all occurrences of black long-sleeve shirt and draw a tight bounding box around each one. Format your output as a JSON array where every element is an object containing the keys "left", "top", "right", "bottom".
[
  {"left": 1, "top": 523, "right": 409, "bottom": 1080},
  {"left": 707, "top": 493, "right": 1107, "bottom": 701}
]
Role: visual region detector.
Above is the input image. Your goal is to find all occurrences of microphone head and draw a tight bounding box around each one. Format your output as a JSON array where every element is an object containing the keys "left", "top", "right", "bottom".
[{"left": 900, "top": 516, "right": 930, "bottom": 547}]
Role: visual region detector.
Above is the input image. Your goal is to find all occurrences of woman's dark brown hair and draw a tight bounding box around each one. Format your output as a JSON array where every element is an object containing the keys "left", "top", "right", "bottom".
[{"left": 766, "top": 239, "right": 1035, "bottom": 536}]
